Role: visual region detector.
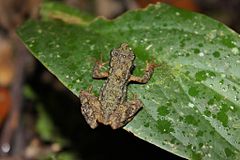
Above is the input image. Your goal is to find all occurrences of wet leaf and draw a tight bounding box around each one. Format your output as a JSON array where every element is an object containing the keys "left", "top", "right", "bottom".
[
  {"left": 18, "top": 2, "right": 240, "bottom": 159},
  {"left": 40, "top": 2, "right": 94, "bottom": 25}
]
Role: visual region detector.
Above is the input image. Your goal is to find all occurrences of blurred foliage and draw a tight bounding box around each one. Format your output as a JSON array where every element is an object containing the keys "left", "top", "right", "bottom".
[{"left": 40, "top": 152, "right": 77, "bottom": 160}]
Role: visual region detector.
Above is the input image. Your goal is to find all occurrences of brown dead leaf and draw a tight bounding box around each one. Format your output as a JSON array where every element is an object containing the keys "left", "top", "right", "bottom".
[
  {"left": 136, "top": 0, "right": 199, "bottom": 11},
  {"left": 0, "top": 38, "right": 14, "bottom": 87},
  {"left": 0, "top": 87, "right": 11, "bottom": 125}
]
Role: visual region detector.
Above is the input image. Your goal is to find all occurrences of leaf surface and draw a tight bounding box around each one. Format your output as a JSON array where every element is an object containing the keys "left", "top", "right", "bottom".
[{"left": 18, "top": 2, "right": 240, "bottom": 159}]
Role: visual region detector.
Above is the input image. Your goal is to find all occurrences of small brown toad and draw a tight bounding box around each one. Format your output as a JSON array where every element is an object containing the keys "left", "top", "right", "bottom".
[{"left": 80, "top": 43, "right": 156, "bottom": 129}]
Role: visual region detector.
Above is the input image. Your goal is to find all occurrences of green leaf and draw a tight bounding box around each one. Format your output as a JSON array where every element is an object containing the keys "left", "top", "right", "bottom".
[
  {"left": 40, "top": 2, "right": 94, "bottom": 25},
  {"left": 36, "top": 105, "right": 68, "bottom": 146},
  {"left": 18, "top": 2, "right": 240, "bottom": 159},
  {"left": 41, "top": 151, "right": 77, "bottom": 160},
  {"left": 36, "top": 105, "right": 55, "bottom": 141}
]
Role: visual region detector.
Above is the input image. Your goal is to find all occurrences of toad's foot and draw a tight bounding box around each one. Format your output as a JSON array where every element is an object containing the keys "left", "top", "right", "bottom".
[
  {"left": 109, "top": 99, "right": 143, "bottom": 129},
  {"left": 79, "top": 90, "right": 102, "bottom": 129},
  {"left": 92, "top": 60, "right": 109, "bottom": 79},
  {"left": 129, "top": 61, "right": 159, "bottom": 83}
]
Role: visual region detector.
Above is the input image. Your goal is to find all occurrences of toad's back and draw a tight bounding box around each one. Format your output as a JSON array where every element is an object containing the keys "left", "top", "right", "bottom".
[{"left": 98, "top": 43, "right": 135, "bottom": 118}]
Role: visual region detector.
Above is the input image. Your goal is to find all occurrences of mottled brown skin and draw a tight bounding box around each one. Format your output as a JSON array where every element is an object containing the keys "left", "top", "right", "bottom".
[{"left": 79, "top": 43, "right": 156, "bottom": 129}]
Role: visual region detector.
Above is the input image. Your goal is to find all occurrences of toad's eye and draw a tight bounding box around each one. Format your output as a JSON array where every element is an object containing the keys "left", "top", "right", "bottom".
[
  {"left": 128, "top": 54, "right": 134, "bottom": 60},
  {"left": 111, "top": 50, "right": 118, "bottom": 57}
]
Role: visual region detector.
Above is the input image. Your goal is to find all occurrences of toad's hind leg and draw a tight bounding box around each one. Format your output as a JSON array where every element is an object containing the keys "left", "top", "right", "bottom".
[
  {"left": 110, "top": 99, "right": 143, "bottom": 129},
  {"left": 79, "top": 90, "right": 102, "bottom": 129}
]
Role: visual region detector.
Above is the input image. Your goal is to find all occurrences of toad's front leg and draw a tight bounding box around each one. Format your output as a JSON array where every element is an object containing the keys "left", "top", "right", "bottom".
[
  {"left": 79, "top": 90, "right": 103, "bottom": 129},
  {"left": 92, "top": 61, "right": 109, "bottom": 79},
  {"left": 129, "top": 63, "right": 157, "bottom": 83}
]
